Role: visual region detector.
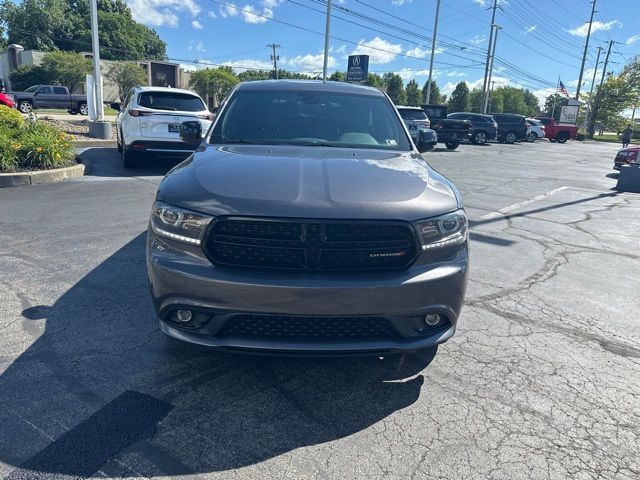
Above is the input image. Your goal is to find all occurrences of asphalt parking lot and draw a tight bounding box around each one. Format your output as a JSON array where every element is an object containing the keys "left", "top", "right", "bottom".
[{"left": 1, "top": 139, "right": 639, "bottom": 479}]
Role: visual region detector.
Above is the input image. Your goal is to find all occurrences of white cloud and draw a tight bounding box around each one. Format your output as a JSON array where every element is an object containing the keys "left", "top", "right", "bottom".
[
  {"left": 287, "top": 53, "right": 336, "bottom": 71},
  {"left": 331, "top": 44, "right": 347, "bottom": 55},
  {"left": 626, "top": 35, "right": 640, "bottom": 45},
  {"left": 395, "top": 68, "right": 432, "bottom": 81},
  {"left": 469, "top": 35, "right": 485, "bottom": 46},
  {"left": 352, "top": 37, "right": 403, "bottom": 64},
  {"left": 473, "top": 0, "right": 487, "bottom": 5},
  {"left": 392, "top": 0, "right": 414, "bottom": 5},
  {"left": 127, "top": 0, "right": 201, "bottom": 27},
  {"left": 219, "top": 3, "right": 239, "bottom": 18},
  {"left": 445, "top": 70, "right": 467, "bottom": 77},
  {"left": 188, "top": 40, "right": 207, "bottom": 52},
  {"left": 405, "top": 46, "right": 443, "bottom": 58},
  {"left": 567, "top": 20, "right": 620, "bottom": 37},
  {"left": 218, "top": 0, "right": 282, "bottom": 23},
  {"left": 240, "top": 4, "right": 268, "bottom": 23},
  {"left": 208, "top": 11, "right": 217, "bottom": 18},
  {"left": 191, "top": 20, "right": 203, "bottom": 29},
  {"left": 221, "top": 58, "right": 274, "bottom": 72},
  {"left": 525, "top": 25, "right": 537, "bottom": 34}
]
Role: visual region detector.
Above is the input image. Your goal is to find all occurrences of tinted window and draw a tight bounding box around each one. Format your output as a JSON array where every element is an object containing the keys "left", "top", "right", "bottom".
[
  {"left": 138, "top": 91, "right": 205, "bottom": 112},
  {"left": 211, "top": 90, "right": 411, "bottom": 151},
  {"left": 53, "top": 87, "right": 67, "bottom": 95},
  {"left": 37, "top": 86, "right": 52, "bottom": 94},
  {"left": 25, "top": 85, "right": 40, "bottom": 93},
  {"left": 448, "top": 113, "right": 468, "bottom": 120},
  {"left": 469, "top": 115, "right": 489, "bottom": 123},
  {"left": 397, "top": 108, "right": 427, "bottom": 121}
]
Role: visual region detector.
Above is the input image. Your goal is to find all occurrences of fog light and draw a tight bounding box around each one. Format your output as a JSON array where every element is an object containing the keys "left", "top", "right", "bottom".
[
  {"left": 424, "top": 314, "right": 441, "bottom": 326},
  {"left": 176, "top": 309, "right": 193, "bottom": 323}
]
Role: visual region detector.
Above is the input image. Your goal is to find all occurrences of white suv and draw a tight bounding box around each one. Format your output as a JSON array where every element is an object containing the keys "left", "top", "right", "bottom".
[{"left": 115, "top": 87, "right": 213, "bottom": 168}]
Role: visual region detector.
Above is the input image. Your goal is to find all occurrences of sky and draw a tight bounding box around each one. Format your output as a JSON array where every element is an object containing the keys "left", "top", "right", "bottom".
[{"left": 126, "top": 0, "right": 640, "bottom": 106}]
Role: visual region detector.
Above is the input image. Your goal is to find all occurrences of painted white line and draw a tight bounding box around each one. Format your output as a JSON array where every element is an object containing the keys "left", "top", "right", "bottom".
[{"left": 481, "top": 186, "right": 569, "bottom": 220}]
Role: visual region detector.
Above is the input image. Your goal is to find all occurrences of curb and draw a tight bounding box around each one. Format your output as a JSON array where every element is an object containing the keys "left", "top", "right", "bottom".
[
  {"left": 72, "top": 140, "right": 117, "bottom": 148},
  {"left": 0, "top": 162, "right": 86, "bottom": 188}
]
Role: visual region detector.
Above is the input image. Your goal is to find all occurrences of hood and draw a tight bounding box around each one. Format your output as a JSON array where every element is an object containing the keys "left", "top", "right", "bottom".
[{"left": 158, "top": 145, "right": 461, "bottom": 221}]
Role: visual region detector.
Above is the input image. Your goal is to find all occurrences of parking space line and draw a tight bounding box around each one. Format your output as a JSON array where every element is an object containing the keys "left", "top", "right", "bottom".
[{"left": 481, "top": 187, "right": 570, "bottom": 220}]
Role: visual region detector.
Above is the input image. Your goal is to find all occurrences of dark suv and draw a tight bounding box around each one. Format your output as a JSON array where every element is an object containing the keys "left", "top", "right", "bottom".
[
  {"left": 147, "top": 80, "right": 469, "bottom": 356},
  {"left": 489, "top": 113, "right": 528, "bottom": 144},
  {"left": 447, "top": 112, "right": 498, "bottom": 145}
]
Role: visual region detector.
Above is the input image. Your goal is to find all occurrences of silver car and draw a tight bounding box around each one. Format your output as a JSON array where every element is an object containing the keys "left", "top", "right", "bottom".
[
  {"left": 147, "top": 80, "right": 469, "bottom": 355},
  {"left": 396, "top": 105, "right": 437, "bottom": 152}
]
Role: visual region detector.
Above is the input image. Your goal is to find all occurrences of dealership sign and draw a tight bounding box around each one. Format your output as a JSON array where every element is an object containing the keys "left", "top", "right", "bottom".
[{"left": 346, "top": 55, "right": 369, "bottom": 83}]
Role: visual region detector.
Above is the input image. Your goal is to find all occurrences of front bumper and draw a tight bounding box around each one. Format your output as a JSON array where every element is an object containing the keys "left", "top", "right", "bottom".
[{"left": 147, "top": 231, "right": 469, "bottom": 355}]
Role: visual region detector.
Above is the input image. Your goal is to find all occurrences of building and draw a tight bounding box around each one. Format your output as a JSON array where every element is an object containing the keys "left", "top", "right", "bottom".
[{"left": 0, "top": 45, "right": 192, "bottom": 101}]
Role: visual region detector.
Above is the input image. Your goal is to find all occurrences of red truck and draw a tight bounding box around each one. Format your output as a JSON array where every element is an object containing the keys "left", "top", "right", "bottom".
[{"left": 535, "top": 117, "right": 577, "bottom": 143}]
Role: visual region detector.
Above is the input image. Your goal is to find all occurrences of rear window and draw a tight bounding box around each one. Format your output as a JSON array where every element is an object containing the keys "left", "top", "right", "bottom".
[
  {"left": 397, "top": 109, "right": 427, "bottom": 121},
  {"left": 137, "top": 91, "right": 205, "bottom": 112},
  {"left": 53, "top": 87, "right": 67, "bottom": 95},
  {"left": 210, "top": 90, "right": 411, "bottom": 151}
]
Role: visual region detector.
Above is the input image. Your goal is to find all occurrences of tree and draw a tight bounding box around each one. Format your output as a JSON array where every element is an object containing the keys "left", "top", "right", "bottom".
[
  {"left": 106, "top": 62, "right": 147, "bottom": 101},
  {"left": 421, "top": 80, "right": 444, "bottom": 104},
  {"left": 40, "top": 51, "right": 91, "bottom": 93},
  {"left": 383, "top": 73, "right": 406, "bottom": 104},
  {"left": 1, "top": 0, "right": 167, "bottom": 61},
  {"left": 543, "top": 94, "right": 565, "bottom": 121},
  {"left": 364, "top": 73, "right": 384, "bottom": 88},
  {"left": 329, "top": 71, "right": 346, "bottom": 82},
  {"left": 189, "top": 68, "right": 239, "bottom": 106},
  {"left": 468, "top": 87, "right": 483, "bottom": 112},
  {"left": 405, "top": 79, "right": 421, "bottom": 106},
  {"left": 448, "top": 81, "right": 470, "bottom": 112},
  {"left": 9, "top": 65, "right": 50, "bottom": 90}
]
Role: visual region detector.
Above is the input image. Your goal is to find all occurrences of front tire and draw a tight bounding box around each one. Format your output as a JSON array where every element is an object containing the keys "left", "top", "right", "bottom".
[
  {"left": 472, "top": 130, "right": 488, "bottom": 145},
  {"left": 445, "top": 141, "right": 460, "bottom": 150},
  {"left": 505, "top": 131, "right": 517, "bottom": 144},
  {"left": 18, "top": 100, "right": 33, "bottom": 113},
  {"left": 79, "top": 104, "right": 89, "bottom": 116},
  {"left": 526, "top": 132, "right": 537, "bottom": 143}
]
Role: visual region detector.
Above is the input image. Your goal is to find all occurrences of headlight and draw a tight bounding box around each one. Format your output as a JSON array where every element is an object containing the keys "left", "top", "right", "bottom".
[
  {"left": 150, "top": 201, "right": 212, "bottom": 245},
  {"left": 413, "top": 209, "right": 468, "bottom": 250}
]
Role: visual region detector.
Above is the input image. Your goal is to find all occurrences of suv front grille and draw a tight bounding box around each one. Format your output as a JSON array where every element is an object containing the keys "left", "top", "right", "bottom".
[
  {"left": 218, "top": 315, "right": 400, "bottom": 340},
  {"left": 205, "top": 218, "right": 418, "bottom": 271}
]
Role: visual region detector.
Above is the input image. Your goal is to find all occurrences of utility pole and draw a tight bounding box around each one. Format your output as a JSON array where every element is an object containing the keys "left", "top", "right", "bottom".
[
  {"left": 89, "top": 0, "right": 103, "bottom": 122},
  {"left": 583, "top": 46, "right": 602, "bottom": 130},
  {"left": 481, "top": 0, "right": 499, "bottom": 110},
  {"left": 483, "top": 25, "right": 501, "bottom": 113},
  {"left": 575, "top": 0, "right": 597, "bottom": 100},
  {"left": 425, "top": 0, "right": 441, "bottom": 104},
  {"left": 587, "top": 40, "right": 613, "bottom": 136},
  {"left": 488, "top": 80, "right": 496, "bottom": 112},
  {"left": 322, "top": 0, "right": 332, "bottom": 82},
  {"left": 550, "top": 75, "right": 560, "bottom": 119},
  {"left": 267, "top": 43, "right": 280, "bottom": 79}
]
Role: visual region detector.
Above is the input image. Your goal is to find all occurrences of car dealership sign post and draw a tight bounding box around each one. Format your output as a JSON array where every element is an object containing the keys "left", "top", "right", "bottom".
[{"left": 347, "top": 55, "right": 370, "bottom": 83}]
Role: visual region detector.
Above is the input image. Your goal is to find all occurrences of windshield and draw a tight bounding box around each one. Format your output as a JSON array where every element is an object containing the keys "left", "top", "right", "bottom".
[
  {"left": 398, "top": 109, "right": 427, "bottom": 121},
  {"left": 210, "top": 90, "right": 411, "bottom": 151},
  {"left": 138, "top": 91, "right": 205, "bottom": 112},
  {"left": 25, "top": 85, "right": 40, "bottom": 93}
]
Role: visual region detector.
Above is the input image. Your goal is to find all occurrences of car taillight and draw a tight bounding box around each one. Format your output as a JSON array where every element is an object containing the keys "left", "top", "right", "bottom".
[
  {"left": 128, "top": 109, "right": 153, "bottom": 117},
  {"left": 198, "top": 113, "right": 214, "bottom": 120}
]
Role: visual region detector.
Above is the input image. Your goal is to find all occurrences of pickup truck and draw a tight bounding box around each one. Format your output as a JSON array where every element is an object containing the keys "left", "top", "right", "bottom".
[
  {"left": 11, "top": 85, "right": 88, "bottom": 115},
  {"left": 420, "top": 104, "right": 470, "bottom": 149},
  {"left": 535, "top": 117, "right": 577, "bottom": 143}
]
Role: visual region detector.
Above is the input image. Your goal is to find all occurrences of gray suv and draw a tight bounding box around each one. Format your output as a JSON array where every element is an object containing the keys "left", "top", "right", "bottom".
[{"left": 147, "top": 80, "right": 469, "bottom": 355}]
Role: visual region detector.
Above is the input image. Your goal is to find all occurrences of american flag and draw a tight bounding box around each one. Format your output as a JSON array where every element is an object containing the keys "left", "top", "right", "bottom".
[{"left": 558, "top": 80, "right": 569, "bottom": 97}]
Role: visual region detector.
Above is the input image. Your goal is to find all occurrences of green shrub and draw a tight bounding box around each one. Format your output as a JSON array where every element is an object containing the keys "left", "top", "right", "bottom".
[
  {"left": 0, "top": 117, "right": 75, "bottom": 173},
  {"left": 0, "top": 105, "right": 24, "bottom": 130},
  {"left": 576, "top": 132, "right": 586, "bottom": 141}
]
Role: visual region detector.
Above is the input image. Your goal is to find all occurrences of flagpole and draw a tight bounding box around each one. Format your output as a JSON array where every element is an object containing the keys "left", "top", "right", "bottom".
[{"left": 551, "top": 75, "right": 560, "bottom": 119}]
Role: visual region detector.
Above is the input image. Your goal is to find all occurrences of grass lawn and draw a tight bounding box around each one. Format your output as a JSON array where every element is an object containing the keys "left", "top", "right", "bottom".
[{"left": 591, "top": 134, "right": 639, "bottom": 145}]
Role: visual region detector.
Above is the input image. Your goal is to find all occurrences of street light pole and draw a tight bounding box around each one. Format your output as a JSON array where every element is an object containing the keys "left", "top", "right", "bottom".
[
  {"left": 425, "top": 0, "right": 441, "bottom": 104},
  {"left": 322, "top": 0, "right": 332, "bottom": 83},
  {"left": 89, "top": 0, "right": 104, "bottom": 122}
]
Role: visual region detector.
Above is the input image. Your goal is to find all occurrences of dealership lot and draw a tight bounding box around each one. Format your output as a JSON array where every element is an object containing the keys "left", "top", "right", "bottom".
[{"left": 1, "top": 140, "right": 639, "bottom": 479}]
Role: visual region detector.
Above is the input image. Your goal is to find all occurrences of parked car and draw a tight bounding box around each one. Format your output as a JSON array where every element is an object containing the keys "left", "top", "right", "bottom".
[
  {"left": 0, "top": 92, "right": 15, "bottom": 109},
  {"left": 525, "top": 118, "right": 545, "bottom": 142},
  {"left": 489, "top": 113, "right": 528, "bottom": 144},
  {"left": 10, "top": 85, "right": 88, "bottom": 115},
  {"left": 395, "top": 105, "right": 438, "bottom": 152},
  {"left": 147, "top": 80, "right": 469, "bottom": 355},
  {"left": 535, "top": 117, "right": 578, "bottom": 143},
  {"left": 421, "top": 104, "right": 470, "bottom": 150},
  {"left": 113, "top": 86, "right": 213, "bottom": 168},
  {"left": 613, "top": 146, "right": 639, "bottom": 170},
  {"left": 447, "top": 112, "right": 498, "bottom": 145}
]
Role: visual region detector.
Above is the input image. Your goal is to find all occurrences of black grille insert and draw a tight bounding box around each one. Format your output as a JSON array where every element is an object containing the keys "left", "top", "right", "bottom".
[
  {"left": 205, "top": 218, "right": 418, "bottom": 271},
  {"left": 219, "top": 315, "right": 400, "bottom": 340}
]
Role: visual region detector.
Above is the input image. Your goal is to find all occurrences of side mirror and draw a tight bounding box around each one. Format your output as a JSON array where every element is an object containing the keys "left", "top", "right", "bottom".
[
  {"left": 180, "top": 121, "right": 203, "bottom": 144},
  {"left": 417, "top": 129, "right": 436, "bottom": 153},
  {"left": 110, "top": 102, "right": 120, "bottom": 112}
]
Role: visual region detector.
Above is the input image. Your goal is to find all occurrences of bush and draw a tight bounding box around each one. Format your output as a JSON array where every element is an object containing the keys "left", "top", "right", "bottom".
[
  {"left": 0, "top": 107, "right": 75, "bottom": 173},
  {"left": 576, "top": 132, "right": 586, "bottom": 141},
  {"left": 0, "top": 105, "right": 24, "bottom": 130}
]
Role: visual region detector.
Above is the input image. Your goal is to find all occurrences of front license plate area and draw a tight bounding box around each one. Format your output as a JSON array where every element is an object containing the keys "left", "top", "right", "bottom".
[{"left": 168, "top": 124, "right": 181, "bottom": 133}]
